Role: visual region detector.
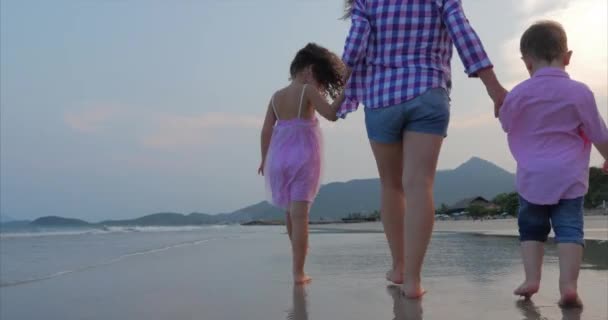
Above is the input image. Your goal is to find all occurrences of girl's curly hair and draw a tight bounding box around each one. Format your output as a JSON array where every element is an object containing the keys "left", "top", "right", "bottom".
[{"left": 289, "top": 43, "right": 345, "bottom": 99}]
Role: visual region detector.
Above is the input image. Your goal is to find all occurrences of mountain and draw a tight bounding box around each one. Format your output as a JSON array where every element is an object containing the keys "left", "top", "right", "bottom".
[
  {"left": 31, "top": 216, "right": 91, "bottom": 227},
  {"left": 434, "top": 157, "right": 515, "bottom": 207},
  {"left": 99, "top": 212, "right": 217, "bottom": 226},
  {"left": 230, "top": 157, "right": 516, "bottom": 221},
  {"left": 6, "top": 157, "right": 517, "bottom": 227},
  {"left": 219, "top": 201, "right": 283, "bottom": 222},
  {"left": 0, "top": 214, "right": 15, "bottom": 223}
]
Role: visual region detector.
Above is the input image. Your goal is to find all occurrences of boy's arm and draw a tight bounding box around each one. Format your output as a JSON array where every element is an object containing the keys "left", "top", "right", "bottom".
[
  {"left": 498, "top": 91, "right": 516, "bottom": 133},
  {"left": 596, "top": 141, "right": 608, "bottom": 174},
  {"left": 578, "top": 90, "right": 608, "bottom": 162},
  {"left": 259, "top": 101, "right": 276, "bottom": 175},
  {"left": 594, "top": 141, "right": 608, "bottom": 160}
]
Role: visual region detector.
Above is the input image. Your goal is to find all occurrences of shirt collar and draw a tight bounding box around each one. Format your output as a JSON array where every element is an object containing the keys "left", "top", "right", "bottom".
[{"left": 532, "top": 67, "right": 569, "bottom": 78}]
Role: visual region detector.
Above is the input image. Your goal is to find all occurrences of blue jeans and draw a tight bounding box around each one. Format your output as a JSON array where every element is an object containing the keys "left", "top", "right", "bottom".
[
  {"left": 364, "top": 88, "right": 450, "bottom": 143},
  {"left": 518, "top": 196, "right": 585, "bottom": 246}
]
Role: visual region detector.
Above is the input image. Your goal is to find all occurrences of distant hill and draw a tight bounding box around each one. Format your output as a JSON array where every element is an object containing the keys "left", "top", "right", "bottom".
[
  {"left": 231, "top": 157, "right": 516, "bottom": 221},
  {"left": 0, "top": 214, "right": 15, "bottom": 223},
  {"left": 2, "top": 157, "right": 518, "bottom": 227},
  {"left": 434, "top": 157, "right": 515, "bottom": 207},
  {"left": 99, "top": 212, "right": 218, "bottom": 226},
  {"left": 23, "top": 212, "right": 218, "bottom": 228},
  {"left": 31, "top": 216, "right": 91, "bottom": 227}
]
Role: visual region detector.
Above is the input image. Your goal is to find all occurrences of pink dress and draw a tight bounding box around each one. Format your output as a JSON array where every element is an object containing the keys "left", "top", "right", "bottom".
[{"left": 265, "top": 85, "right": 323, "bottom": 210}]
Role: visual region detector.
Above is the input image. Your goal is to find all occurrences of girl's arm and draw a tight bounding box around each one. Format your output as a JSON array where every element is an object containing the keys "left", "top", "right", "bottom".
[
  {"left": 259, "top": 101, "right": 276, "bottom": 175},
  {"left": 305, "top": 86, "right": 343, "bottom": 122}
]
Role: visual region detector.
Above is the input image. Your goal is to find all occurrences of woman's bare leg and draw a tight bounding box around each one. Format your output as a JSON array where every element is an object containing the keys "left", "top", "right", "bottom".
[
  {"left": 401, "top": 131, "right": 443, "bottom": 298},
  {"left": 370, "top": 141, "right": 405, "bottom": 284}
]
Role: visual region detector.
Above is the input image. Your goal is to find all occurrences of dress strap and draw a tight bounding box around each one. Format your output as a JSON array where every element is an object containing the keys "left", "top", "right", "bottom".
[
  {"left": 297, "top": 84, "right": 307, "bottom": 119},
  {"left": 271, "top": 94, "right": 279, "bottom": 120}
]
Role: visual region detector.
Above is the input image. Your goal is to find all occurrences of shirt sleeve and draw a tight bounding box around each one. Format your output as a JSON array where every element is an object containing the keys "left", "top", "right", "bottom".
[
  {"left": 498, "top": 91, "right": 516, "bottom": 133},
  {"left": 337, "top": 64, "right": 365, "bottom": 119},
  {"left": 342, "top": 0, "right": 370, "bottom": 68},
  {"left": 578, "top": 89, "right": 608, "bottom": 143},
  {"left": 439, "top": 0, "right": 493, "bottom": 77}
]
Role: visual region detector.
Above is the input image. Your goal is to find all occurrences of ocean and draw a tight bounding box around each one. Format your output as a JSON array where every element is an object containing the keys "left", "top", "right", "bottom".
[{"left": 1, "top": 222, "right": 606, "bottom": 320}]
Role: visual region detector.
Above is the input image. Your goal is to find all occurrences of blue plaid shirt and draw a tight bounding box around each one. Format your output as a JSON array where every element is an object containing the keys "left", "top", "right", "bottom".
[{"left": 339, "top": 0, "right": 493, "bottom": 118}]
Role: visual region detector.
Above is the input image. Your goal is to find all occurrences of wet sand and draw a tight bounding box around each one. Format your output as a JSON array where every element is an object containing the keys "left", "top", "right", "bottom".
[{"left": 1, "top": 220, "right": 607, "bottom": 320}]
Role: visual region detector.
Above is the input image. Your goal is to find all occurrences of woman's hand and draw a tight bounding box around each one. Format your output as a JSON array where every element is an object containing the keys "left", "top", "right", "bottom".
[
  {"left": 487, "top": 84, "right": 508, "bottom": 118},
  {"left": 602, "top": 160, "right": 608, "bottom": 174},
  {"left": 258, "top": 162, "right": 265, "bottom": 176},
  {"left": 478, "top": 67, "right": 508, "bottom": 117}
]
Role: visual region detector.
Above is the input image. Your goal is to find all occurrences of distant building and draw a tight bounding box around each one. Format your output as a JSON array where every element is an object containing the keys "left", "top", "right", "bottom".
[{"left": 446, "top": 196, "right": 496, "bottom": 215}]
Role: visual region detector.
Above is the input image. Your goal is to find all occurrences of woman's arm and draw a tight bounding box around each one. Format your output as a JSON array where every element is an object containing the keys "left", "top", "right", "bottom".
[
  {"left": 258, "top": 101, "right": 276, "bottom": 175},
  {"left": 478, "top": 68, "right": 508, "bottom": 117},
  {"left": 342, "top": 0, "right": 370, "bottom": 69},
  {"left": 305, "top": 86, "right": 343, "bottom": 122},
  {"left": 439, "top": 0, "right": 507, "bottom": 113}
]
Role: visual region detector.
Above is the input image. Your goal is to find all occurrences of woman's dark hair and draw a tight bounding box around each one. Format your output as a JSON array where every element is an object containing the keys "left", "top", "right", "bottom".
[
  {"left": 289, "top": 43, "right": 345, "bottom": 99},
  {"left": 343, "top": 0, "right": 355, "bottom": 19},
  {"left": 520, "top": 21, "right": 568, "bottom": 62}
]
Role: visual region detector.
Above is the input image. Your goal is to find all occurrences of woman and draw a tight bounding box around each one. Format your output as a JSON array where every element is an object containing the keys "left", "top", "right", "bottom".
[{"left": 339, "top": 0, "right": 507, "bottom": 298}]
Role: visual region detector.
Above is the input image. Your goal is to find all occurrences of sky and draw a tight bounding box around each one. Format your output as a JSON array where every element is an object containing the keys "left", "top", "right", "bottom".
[{"left": 1, "top": 0, "right": 607, "bottom": 221}]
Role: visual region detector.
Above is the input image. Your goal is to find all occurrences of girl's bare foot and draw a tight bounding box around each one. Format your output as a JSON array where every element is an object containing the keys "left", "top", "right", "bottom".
[
  {"left": 514, "top": 281, "right": 540, "bottom": 299},
  {"left": 559, "top": 288, "right": 583, "bottom": 308},
  {"left": 401, "top": 281, "right": 426, "bottom": 299},
  {"left": 294, "top": 273, "right": 312, "bottom": 284},
  {"left": 386, "top": 269, "right": 404, "bottom": 285}
]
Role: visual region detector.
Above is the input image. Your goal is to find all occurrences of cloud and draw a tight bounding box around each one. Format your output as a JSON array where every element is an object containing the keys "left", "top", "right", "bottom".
[
  {"left": 503, "top": 0, "right": 608, "bottom": 96},
  {"left": 141, "top": 112, "right": 263, "bottom": 149},
  {"left": 64, "top": 105, "right": 119, "bottom": 133},
  {"left": 450, "top": 113, "right": 497, "bottom": 129},
  {"left": 519, "top": 0, "right": 569, "bottom": 14}
]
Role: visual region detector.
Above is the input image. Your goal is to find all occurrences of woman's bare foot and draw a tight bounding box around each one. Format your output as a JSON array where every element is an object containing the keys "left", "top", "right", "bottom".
[
  {"left": 386, "top": 269, "right": 404, "bottom": 285},
  {"left": 401, "top": 281, "right": 426, "bottom": 299},
  {"left": 514, "top": 281, "right": 540, "bottom": 299},
  {"left": 294, "top": 273, "right": 312, "bottom": 284},
  {"left": 559, "top": 289, "right": 583, "bottom": 308}
]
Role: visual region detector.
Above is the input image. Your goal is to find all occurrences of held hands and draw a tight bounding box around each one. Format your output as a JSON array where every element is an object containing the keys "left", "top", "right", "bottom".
[
  {"left": 477, "top": 67, "right": 508, "bottom": 118},
  {"left": 487, "top": 83, "right": 508, "bottom": 118}
]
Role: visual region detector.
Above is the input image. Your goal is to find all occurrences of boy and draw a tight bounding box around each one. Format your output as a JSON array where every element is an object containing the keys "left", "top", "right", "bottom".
[{"left": 499, "top": 20, "right": 608, "bottom": 308}]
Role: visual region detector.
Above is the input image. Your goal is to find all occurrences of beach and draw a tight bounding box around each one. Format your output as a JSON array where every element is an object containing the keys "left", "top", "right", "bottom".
[{"left": 1, "top": 218, "right": 607, "bottom": 320}]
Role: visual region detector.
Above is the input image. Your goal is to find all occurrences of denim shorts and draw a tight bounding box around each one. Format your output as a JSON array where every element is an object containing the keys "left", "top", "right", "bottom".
[
  {"left": 518, "top": 196, "right": 585, "bottom": 246},
  {"left": 364, "top": 88, "right": 450, "bottom": 143}
]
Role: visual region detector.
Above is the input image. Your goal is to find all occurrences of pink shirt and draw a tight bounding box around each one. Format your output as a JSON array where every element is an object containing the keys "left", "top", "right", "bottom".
[{"left": 499, "top": 67, "right": 608, "bottom": 205}]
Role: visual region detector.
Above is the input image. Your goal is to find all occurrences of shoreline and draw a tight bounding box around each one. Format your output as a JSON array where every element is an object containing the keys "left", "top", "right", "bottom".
[{"left": 309, "top": 215, "right": 608, "bottom": 242}]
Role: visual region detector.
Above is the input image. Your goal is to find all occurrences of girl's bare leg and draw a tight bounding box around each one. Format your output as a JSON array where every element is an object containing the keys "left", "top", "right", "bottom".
[{"left": 290, "top": 201, "right": 311, "bottom": 284}]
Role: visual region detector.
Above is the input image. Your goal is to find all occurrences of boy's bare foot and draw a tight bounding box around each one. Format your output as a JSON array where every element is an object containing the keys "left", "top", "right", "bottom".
[
  {"left": 514, "top": 281, "right": 540, "bottom": 299},
  {"left": 386, "top": 269, "right": 404, "bottom": 285},
  {"left": 294, "top": 273, "right": 312, "bottom": 284},
  {"left": 559, "top": 289, "right": 583, "bottom": 308},
  {"left": 401, "top": 281, "right": 426, "bottom": 299}
]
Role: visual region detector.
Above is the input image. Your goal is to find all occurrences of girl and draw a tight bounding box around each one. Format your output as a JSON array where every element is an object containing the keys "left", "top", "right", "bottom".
[{"left": 258, "top": 43, "right": 345, "bottom": 284}]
